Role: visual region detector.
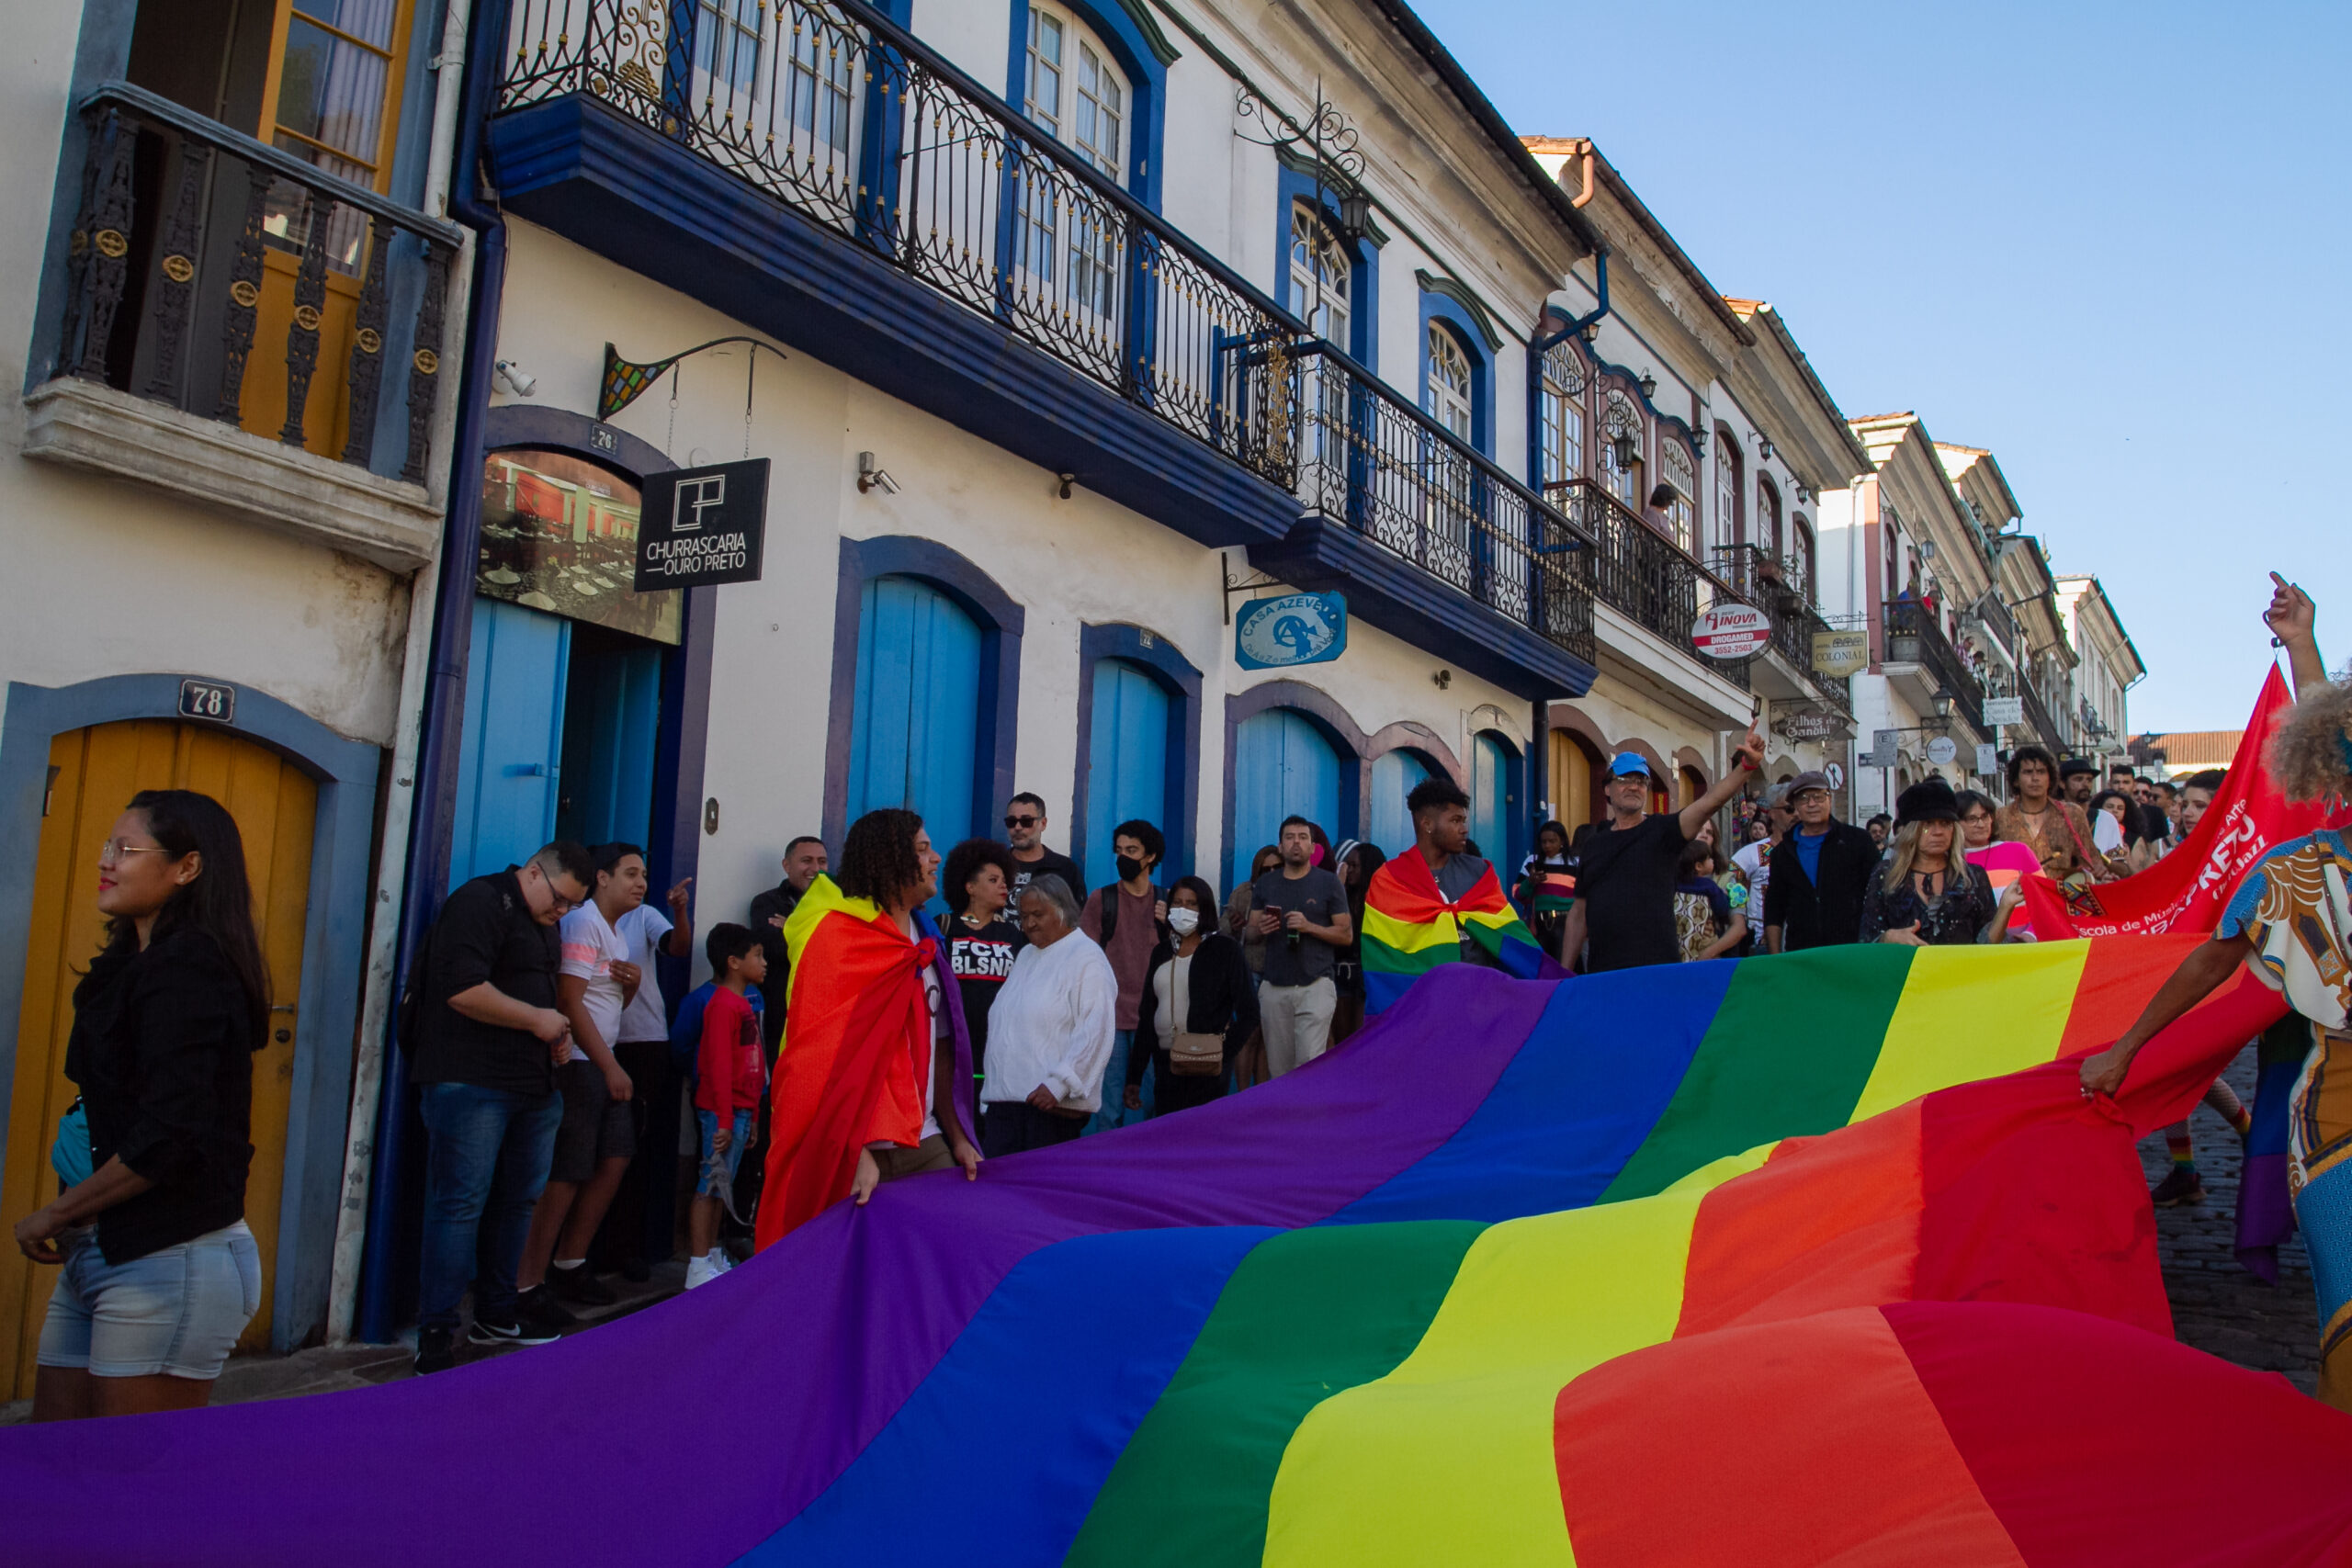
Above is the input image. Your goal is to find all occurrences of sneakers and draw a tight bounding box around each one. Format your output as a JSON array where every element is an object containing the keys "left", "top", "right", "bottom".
[
  {"left": 468, "top": 1314, "right": 561, "bottom": 1348},
  {"left": 548, "top": 1262, "right": 618, "bottom": 1307},
  {"left": 414, "top": 1325, "right": 457, "bottom": 1375},
  {"left": 517, "top": 1286, "right": 578, "bottom": 1337},
  {"left": 684, "top": 1252, "right": 722, "bottom": 1290},
  {"left": 2150, "top": 1164, "right": 2207, "bottom": 1208},
  {"left": 711, "top": 1247, "right": 734, "bottom": 1275}
]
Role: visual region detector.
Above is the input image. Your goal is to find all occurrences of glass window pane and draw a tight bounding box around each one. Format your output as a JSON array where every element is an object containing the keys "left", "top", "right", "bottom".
[
  {"left": 275, "top": 15, "right": 388, "bottom": 167},
  {"left": 291, "top": 0, "right": 397, "bottom": 51}
]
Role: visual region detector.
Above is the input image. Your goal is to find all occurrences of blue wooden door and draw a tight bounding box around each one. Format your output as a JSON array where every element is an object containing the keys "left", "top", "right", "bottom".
[
  {"left": 1368, "top": 749, "right": 1432, "bottom": 857},
  {"left": 451, "top": 597, "right": 571, "bottom": 886},
  {"left": 1085, "top": 659, "right": 1171, "bottom": 892},
  {"left": 558, "top": 640, "right": 662, "bottom": 848},
  {"left": 849, "top": 576, "right": 983, "bottom": 857},
  {"left": 1471, "top": 731, "right": 1518, "bottom": 870},
  {"left": 1230, "top": 708, "right": 1340, "bottom": 895}
]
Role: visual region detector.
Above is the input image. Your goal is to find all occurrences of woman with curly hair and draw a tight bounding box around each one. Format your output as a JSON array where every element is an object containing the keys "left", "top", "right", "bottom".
[
  {"left": 752, "top": 809, "right": 981, "bottom": 1248},
  {"left": 2080, "top": 574, "right": 2352, "bottom": 1409}
]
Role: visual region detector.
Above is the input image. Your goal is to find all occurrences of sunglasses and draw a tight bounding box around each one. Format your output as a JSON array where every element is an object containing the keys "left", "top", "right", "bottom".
[{"left": 1004, "top": 814, "right": 1039, "bottom": 829}]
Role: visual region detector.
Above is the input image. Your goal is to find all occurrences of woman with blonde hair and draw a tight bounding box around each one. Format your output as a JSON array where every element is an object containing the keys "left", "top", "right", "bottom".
[
  {"left": 2081, "top": 574, "right": 2352, "bottom": 1409},
  {"left": 1859, "top": 778, "right": 2018, "bottom": 945}
]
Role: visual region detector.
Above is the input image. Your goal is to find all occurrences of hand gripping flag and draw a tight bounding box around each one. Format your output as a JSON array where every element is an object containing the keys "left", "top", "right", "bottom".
[{"left": 1361, "top": 852, "right": 1544, "bottom": 1012}]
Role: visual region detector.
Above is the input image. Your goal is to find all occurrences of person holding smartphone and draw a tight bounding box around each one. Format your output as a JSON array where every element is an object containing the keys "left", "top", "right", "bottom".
[{"left": 1249, "top": 817, "right": 1351, "bottom": 1076}]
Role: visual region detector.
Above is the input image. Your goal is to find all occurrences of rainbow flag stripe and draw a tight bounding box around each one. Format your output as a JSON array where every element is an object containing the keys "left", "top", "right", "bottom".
[
  {"left": 1361, "top": 853, "right": 1544, "bottom": 1011},
  {"left": 1523, "top": 868, "right": 1577, "bottom": 913},
  {"left": 13, "top": 941, "right": 2352, "bottom": 1566}
]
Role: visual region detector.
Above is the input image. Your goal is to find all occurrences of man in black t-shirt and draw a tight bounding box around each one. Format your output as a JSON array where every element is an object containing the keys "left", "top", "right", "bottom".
[
  {"left": 1002, "top": 791, "right": 1087, "bottom": 904},
  {"left": 747, "top": 834, "right": 827, "bottom": 1058},
  {"left": 1559, "top": 730, "right": 1764, "bottom": 974},
  {"left": 411, "top": 840, "right": 594, "bottom": 1372}
]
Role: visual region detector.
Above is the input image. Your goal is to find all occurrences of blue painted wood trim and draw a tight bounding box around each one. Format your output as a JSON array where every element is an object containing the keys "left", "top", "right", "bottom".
[
  {"left": 487, "top": 96, "right": 1295, "bottom": 551},
  {"left": 1069, "top": 622, "right": 1204, "bottom": 881},
  {"left": 1273, "top": 164, "right": 1381, "bottom": 371},
  {"left": 823, "top": 536, "right": 1025, "bottom": 853},
  {"left": 1002, "top": 0, "right": 1169, "bottom": 210},
  {"left": 0, "top": 674, "right": 379, "bottom": 1352},
  {"left": 1249, "top": 518, "right": 1597, "bottom": 700},
  {"left": 1217, "top": 679, "right": 1368, "bottom": 900}
]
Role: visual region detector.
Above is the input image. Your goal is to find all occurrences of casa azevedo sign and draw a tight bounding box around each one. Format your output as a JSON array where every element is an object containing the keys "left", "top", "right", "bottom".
[
  {"left": 635, "top": 457, "right": 769, "bottom": 592},
  {"left": 1236, "top": 591, "right": 1347, "bottom": 670},
  {"left": 1690, "top": 602, "right": 1771, "bottom": 660}
]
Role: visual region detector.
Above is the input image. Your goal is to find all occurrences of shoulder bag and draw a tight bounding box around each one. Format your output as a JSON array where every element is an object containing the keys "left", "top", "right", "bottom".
[{"left": 1165, "top": 953, "right": 1224, "bottom": 1077}]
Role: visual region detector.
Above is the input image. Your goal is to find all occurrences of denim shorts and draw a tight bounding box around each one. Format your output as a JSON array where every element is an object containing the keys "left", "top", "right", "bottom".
[
  {"left": 39, "top": 1220, "right": 262, "bottom": 1380},
  {"left": 696, "top": 1108, "right": 754, "bottom": 1196}
]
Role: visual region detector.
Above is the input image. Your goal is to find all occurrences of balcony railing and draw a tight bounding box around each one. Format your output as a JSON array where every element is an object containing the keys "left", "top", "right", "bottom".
[
  {"left": 500, "top": 0, "right": 1603, "bottom": 663},
  {"left": 1549, "top": 479, "right": 1747, "bottom": 691},
  {"left": 1709, "top": 543, "right": 1851, "bottom": 713},
  {"left": 1883, "top": 599, "right": 1984, "bottom": 732},
  {"left": 1293, "top": 345, "right": 1592, "bottom": 664},
  {"left": 48, "top": 82, "right": 460, "bottom": 481}
]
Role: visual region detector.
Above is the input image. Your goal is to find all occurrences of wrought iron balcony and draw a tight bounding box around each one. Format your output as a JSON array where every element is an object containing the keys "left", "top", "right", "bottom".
[
  {"left": 45, "top": 82, "right": 460, "bottom": 482},
  {"left": 1708, "top": 543, "right": 1850, "bottom": 714},
  {"left": 1882, "top": 598, "right": 1984, "bottom": 732},
  {"left": 1293, "top": 345, "right": 1593, "bottom": 665},
  {"left": 1546, "top": 479, "right": 1748, "bottom": 690},
  {"left": 498, "top": 0, "right": 1600, "bottom": 676}
]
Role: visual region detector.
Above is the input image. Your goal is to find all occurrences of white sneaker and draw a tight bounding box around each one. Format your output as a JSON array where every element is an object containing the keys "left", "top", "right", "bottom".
[
  {"left": 684, "top": 1254, "right": 719, "bottom": 1290},
  {"left": 710, "top": 1247, "right": 734, "bottom": 1274}
]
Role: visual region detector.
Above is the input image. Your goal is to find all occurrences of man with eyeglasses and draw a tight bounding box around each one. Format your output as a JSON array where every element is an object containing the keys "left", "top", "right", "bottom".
[
  {"left": 1003, "top": 791, "right": 1087, "bottom": 905},
  {"left": 409, "top": 840, "right": 596, "bottom": 1374}
]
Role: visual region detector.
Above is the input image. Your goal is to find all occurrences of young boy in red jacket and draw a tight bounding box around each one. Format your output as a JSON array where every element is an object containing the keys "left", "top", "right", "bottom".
[{"left": 687, "top": 924, "right": 766, "bottom": 1290}]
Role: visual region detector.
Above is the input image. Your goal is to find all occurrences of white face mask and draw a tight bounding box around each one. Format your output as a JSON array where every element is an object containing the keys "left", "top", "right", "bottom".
[{"left": 1166, "top": 907, "right": 1200, "bottom": 936}]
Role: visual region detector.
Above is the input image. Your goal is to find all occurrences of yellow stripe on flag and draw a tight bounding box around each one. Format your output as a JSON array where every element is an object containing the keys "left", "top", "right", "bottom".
[
  {"left": 1361, "top": 904, "right": 1462, "bottom": 956},
  {"left": 1260, "top": 1148, "right": 1774, "bottom": 1568},
  {"left": 1846, "top": 940, "right": 2088, "bottom": 1124}
]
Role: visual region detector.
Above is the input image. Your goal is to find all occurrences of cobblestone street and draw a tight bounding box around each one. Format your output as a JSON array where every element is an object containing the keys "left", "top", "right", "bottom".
[{"left": 2141, "top": 1047, "right": 2322, "bottom": 1397}]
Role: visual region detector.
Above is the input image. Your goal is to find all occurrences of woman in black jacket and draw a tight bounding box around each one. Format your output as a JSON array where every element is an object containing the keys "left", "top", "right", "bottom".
[
  {"left": 1124, "top": 876, "right": 1258, "bottom": 1118},
  {"left": 15, "top": 790, "right": 269, "bottom": 1421}
]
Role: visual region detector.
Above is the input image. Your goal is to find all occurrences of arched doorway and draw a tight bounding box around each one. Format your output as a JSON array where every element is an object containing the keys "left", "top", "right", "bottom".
[
  {"left": 1471, "top": 731, "right": 1522, "bottom": 870},
  {"left": 1081, "top": 657, "right": 1172, "bottom": 893},
  {"left": 1231, "top": 709, "right": 1341, "bottom": 893},
  {"left": 1368, "top": 748, "right": 1434, "bottom": 857},
  {"left": 848, "top": 575, "right": 984, "bottom": 861},
  {"left": 2, "top": 721, "right": 316, "bottom": 1396}
]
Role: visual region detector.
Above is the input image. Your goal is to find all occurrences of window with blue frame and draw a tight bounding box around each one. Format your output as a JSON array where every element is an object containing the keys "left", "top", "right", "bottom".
[
  {"left": 1419, "top": 320, "right": 1480, "bottom": 592},
  {"left": 1014, "top": 4, "right": 1133, "bottom": 331}
]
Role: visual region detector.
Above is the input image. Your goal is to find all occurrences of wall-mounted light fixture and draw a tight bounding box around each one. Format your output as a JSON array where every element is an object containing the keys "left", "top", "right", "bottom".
[
  {"left": 1056, "top": 472, "right": 1077, "bottom": 500},
  {"left": 1611, "top": 433, "right": 1641, "bottom": 472},
  {"left": 1757, "top": 435, "right": 1775, "bottom": 460},
  {"left": 1637, "top": 371, "right": 1657, "bottom": 400},
  {"left": 856, "top": 451, "right": 899, "bottom": 495}
]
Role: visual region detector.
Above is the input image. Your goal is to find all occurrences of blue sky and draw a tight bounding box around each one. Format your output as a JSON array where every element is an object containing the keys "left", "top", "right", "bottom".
[{"left": 1408, "top": 0, "right": 2347, "bottom": 733}]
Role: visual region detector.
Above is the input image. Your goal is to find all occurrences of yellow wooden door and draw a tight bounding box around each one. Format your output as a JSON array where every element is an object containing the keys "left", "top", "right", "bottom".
[{"left": 0, "top": 721, "right": 316, "bottom": 1400}]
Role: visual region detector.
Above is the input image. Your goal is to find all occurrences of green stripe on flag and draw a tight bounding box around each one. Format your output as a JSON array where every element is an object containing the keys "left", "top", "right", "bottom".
[
  {"left": 1067, "top": 1221, "right": 1484, "bottom": 1568},
  {"left": 1362, "top": 935, "right": 1455, "bottom": 977},
  {"left": 1600, "top": 944, "right": 1913, "bottom": 1201}
]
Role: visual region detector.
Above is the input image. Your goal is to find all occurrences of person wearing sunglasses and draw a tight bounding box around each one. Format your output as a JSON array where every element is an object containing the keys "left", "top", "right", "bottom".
[
  {"left": 407, "top": 839, "right": 596, "bottom": 1374},
  {"left": 1001, "top": 791, "right": 1087, "bottom": 905}
]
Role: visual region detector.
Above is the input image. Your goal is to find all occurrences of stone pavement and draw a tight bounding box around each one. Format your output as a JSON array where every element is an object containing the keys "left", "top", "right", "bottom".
[
  {"left": 0, "top": 1257, "right": 689, "bottom": 1424},
  {"left": 2140, "top": 1046, "right": 2322, "bottom": 1396}
]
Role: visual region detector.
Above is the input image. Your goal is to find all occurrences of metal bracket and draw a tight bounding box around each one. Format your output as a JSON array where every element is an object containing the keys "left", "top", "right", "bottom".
[{"left": 1221, "top": 550, "right": 1283, "bottom": 625}]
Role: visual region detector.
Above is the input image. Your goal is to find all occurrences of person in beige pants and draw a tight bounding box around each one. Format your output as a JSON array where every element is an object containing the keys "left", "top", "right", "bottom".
[{"left": 1246, "top": 818, "right": 1352, "bottom": 1076}]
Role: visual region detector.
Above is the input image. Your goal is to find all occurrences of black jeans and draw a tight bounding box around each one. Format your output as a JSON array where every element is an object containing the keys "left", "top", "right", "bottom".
[
  {"left": 596, "top": 1041, "right": 679, "bottom": 1269},
  {"left": 981, "top": 1100, "right": 1087, "bottom": 1157}
]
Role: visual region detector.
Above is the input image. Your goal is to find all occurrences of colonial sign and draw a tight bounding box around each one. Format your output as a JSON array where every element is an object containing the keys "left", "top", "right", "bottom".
[
  {"left": 1980, "top": 695, "right": 2025, "bottom": 727},
  {"left": 634, "top": 457, "right": 770, "bottom": 592},
  {"left": 1236, "top": 592, "right": 1347, "bottom": 670},
  {"left": 1812, "top": 628, "right": 1870, "bottom": 678},
  {"left": 1691, "top": 603, "right": 1771, "bottom": 660}
]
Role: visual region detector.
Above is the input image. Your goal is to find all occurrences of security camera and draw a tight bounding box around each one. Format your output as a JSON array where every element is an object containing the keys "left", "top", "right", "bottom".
[
  {"left": 856, "top": 451, "right": 899, "bottom": 495},
  {"left": 493, "top": 359, "right": 537, "bottom": 397}
]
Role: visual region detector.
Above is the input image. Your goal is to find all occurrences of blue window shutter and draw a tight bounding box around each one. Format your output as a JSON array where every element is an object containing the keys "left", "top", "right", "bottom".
[
  {"left": 1230, "top": 708, "right": 1340, "bottom": 893},
  {"left": 1368, "top": 749, "right": 1432, "bottom": 858},
  {"left": 451, "top": 598, "right": 571, "bottom": 886},
  {"left": 851, "top": 576, "right": 984, "bottom": 862},
  {"left": 1085, "top": 659, "right": 1171, "bottom": 891}
]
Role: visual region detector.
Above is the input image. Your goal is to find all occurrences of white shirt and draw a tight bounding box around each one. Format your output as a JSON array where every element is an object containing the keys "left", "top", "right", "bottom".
[
  {"left": 1733, "top": 840, "right": 1772, "bottom": 905},
  {"left": 978, "top": 930, "right": 1119, "bottom": 1111},
  {"left": 557, "top": 902, "right": 629, "bottom": 1062},
  {"left": 916, "top": 953, "right": 945, "bottom": 1141},
  {"left": 613, "top": 903, "right": 673, "bottom": 1043},
  {"left": 1150, "top": 953, "right": 1191, "bottom": 1052}
]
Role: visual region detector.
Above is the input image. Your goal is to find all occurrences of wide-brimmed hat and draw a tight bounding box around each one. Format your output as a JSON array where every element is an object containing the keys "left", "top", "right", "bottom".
[{"left": 1895, "top": 777, "right": 1961, "bottom": 826}]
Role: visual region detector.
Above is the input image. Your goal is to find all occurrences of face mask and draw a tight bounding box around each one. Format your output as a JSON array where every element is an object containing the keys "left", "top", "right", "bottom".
[
  {"left": 1166, "top": 907, "right": 1200, "bottom": 936},
  {"left": 1116, "top": 853, "right": 1145, "bottom": 883}
]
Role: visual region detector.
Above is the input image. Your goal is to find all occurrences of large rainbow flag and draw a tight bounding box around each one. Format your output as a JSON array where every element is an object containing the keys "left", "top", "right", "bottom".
[
  {"left": 1361, "top": 851, "right": 1546, "bottom": 1010},
  {"left": 8, "top": 940, "right": 2352, "bottom": 1565}
]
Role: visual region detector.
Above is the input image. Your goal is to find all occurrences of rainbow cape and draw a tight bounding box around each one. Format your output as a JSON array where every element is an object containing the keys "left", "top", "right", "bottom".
[
  {"left": 12, "top": 941, "right": 2352, "bottom": 1565},
  {"left": 1362, "top": 852, "right": 1545, "bottom": 1011}
]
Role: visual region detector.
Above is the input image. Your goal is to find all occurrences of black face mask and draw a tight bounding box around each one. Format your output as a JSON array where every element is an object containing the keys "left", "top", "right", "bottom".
[{"left": 1116, "top": 853, "right": 1146, "bottom": 884}]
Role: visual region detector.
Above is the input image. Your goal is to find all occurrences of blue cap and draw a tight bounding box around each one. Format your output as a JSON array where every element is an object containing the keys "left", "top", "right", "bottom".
[{"left": 1608, "top": 752, "right": 1653, "bottom": 779}]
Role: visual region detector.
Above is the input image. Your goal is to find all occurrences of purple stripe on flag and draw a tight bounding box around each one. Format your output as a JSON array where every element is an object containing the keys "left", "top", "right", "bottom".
[{"left": 0, "top": 967, "right": 1551, "bottom": 1568}]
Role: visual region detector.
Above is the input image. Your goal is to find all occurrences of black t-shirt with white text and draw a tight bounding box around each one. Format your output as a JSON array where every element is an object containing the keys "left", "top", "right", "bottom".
[
  {"left": 1575, "top": 813, "right": 1690, "bottom": 973},
  {"left": 1009, "top": 849, "right": 1087, "bottom": 907},
  {"left": 947, "top": 916, "right": 1024, "bottom": 1070}
]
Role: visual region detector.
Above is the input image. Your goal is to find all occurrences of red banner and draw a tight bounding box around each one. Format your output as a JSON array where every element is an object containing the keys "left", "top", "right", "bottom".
[{"left": 2026, "top": 667, "right": 2351, "bottom": 938}]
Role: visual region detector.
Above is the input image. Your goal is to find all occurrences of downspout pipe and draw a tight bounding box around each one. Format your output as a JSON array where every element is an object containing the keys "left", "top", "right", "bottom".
[{"left": 356, "top": 0, "right": 513, "bottom": 1343}]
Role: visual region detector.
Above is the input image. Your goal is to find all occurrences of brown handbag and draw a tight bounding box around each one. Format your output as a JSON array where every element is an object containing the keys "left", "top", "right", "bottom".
[{"left": 1164, "top": 953, "right": 1224, "bottom": 1076}]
